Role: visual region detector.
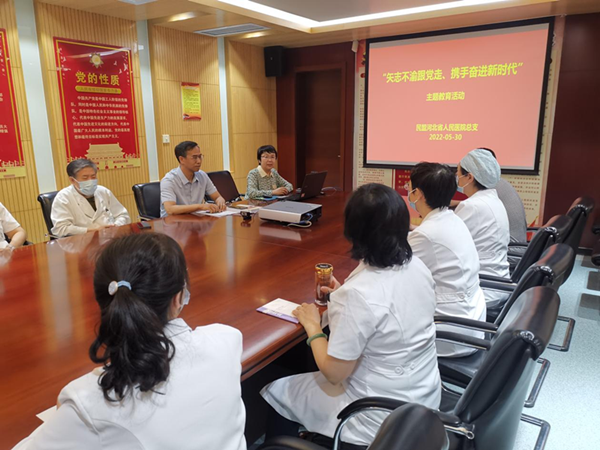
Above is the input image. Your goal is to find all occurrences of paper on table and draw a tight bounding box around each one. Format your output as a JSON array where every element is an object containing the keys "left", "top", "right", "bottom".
[
  {"left": 193, "top": 207, "right": 240, "bottom": 218},
  {"left": 36, "top": 405, "right": 57, "bottom": 423},
  {"left": 257, "top": 298, "right": 301, "bottom": 323}
]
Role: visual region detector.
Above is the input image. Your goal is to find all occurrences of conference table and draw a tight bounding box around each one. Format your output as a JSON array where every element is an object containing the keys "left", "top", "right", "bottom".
[{"left": 0, "top": 192, "right": 356, "bottom": 448}]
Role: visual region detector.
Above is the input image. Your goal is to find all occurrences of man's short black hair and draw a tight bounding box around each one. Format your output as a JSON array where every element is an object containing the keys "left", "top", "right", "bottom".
[
  {"left": 410, "top": 162, "right": 456, "bottom": 209},
  {"left": 174, "top": 141, "right": 199, "bottom": 162},
  {"left": 257, "top": 145, "right": 277, "bottom": 162},
  {"left": 67, "top": 159, "right": 97, "bottom": 178},
  {"left": 344, "top": 183, "right": 412, "bottom": 269}
]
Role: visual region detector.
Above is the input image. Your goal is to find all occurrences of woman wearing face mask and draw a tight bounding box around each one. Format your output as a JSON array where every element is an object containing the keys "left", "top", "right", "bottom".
[
  {"left": 406, "top": 163, "right": 486, "bottom": 358},
  {"left": 50, "top": 159, "right": 131, "bottom": 237},
  {"left": 13, "top": 233, "right": 247, "bottom": 450},
  {"left": 454, "top": 149, "right": 511, "bottom": 311}
]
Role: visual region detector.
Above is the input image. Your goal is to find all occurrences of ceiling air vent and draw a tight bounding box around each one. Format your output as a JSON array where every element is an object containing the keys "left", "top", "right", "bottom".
[{"left": 194, "top": 23, "right": 269, "bottom": 37}]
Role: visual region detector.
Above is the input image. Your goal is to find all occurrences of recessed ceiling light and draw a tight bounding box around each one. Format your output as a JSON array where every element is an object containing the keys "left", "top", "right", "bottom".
[
  {"left": 218, "top": 0, "right": 509, "bottom": 29},
  {"left": 195, "top": 23, "right": 270, "bottom": 37},
  {"left": 218, "top": 0, "right": 317, "bottom": 27},
  {"left": 119, "top": 0, "right": 158, "bottom": 5}
]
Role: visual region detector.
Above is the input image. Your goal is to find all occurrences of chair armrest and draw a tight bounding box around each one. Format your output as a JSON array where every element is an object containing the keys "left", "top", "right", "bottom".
[
  {"left": 593, "top": 219, "right": 600, "bottom": 235},
  {"left": 479, "top": 274, "right": 512, "bottom": 283},
  {"left": 258, "top": 436, "right": 326, "bottom": 450},
  {"left": 436, "top": 331, "right": 492, "bottom": 351},
  {"left": 508, "top": 242, "right": 529, "bottom": 248},
  {"left": 336, "top": 397, "right": 466, "bottom": 430},
  {"left": 479, "top": 278, "right": 517, "bottom": 292},
  {"left": 434, "top": 315, "right": 498, "bottom": 333}
]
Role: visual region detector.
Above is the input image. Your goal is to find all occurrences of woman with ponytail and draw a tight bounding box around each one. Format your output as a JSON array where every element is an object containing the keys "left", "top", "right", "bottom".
[{"left": 13, "top": 233, "right": 246, "bottom": 450}]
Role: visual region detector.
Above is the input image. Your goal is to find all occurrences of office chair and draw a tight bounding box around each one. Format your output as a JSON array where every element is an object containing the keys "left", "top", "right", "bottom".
[
  {"left": 132, "top": 182, "right": 161, "bottom": 220},
  {"left": 563, "top": 196, "right": 595, "bottom": 252},
  {"left": 258, "top": 403, "right": 449, "bottom": 450},
  {"left": 482, "top": 214, "right": 571, "bottom": 285},
  {"left": 438, "top": 242, "right": 573, "bottom": 410},
  {"left": 207, "top": 170, "right": 243, "bottom": 203},
  {"left": 334, "top": 287, "right": 559, "bottom": 450},
  {"left": 37, "top": 191, "right": 59, "bottom": 239}
]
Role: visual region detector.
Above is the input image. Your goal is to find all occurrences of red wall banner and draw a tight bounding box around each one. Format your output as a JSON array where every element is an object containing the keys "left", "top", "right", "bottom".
[
  {"left": 0, "top": 28, "right": 25, "bottom": 179},
  {"left": 54, "top": 38, "right": 140, "bottom": 170}
]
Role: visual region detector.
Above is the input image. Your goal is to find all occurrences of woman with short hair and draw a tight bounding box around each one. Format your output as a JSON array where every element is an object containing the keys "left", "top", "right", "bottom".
[
  {"left": 245, "top": 145, "right": 293, "bottom": 199},
  {"left": 261, "top": 183, "right": 441, "bottom": 448},
  {"left": 13, "top": 233, "right": 246, "bottom": 450},
  {"left": 407, "top": 162, "right": 487, "bottom": 357}
]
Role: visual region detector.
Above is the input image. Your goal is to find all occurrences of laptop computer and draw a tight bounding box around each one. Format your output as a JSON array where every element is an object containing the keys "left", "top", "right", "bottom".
[{"left": 282, "top": 171, "right": 327, "bottom": 202}]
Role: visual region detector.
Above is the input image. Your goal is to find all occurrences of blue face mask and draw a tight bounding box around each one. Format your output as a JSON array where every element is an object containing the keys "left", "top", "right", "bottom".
[
  {"left": 183, "top": 286, "right": 190, "bottom": 306},
  {"left": 407, "top": 189, "right": 418, "bottom": 211},
  {"left": 77, "top": 179, "right": 98, "bottom": 197},
  {"left": 456, "top": 175, "right": 470, "bottom": 194}
]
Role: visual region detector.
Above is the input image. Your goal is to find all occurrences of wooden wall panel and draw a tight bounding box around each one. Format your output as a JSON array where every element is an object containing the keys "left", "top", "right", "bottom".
[
  {"left": 275, "top": 43, "right": 354, "bottom": 192},
  {"left": 545, "top": 12, "right": 600, "bottom": 248},
  {"left": 148, "top": 25, "right": 223, "bottom": 178},
  {"left": 227, "top": 41, "right": 277, "bottom": 192},
  {"left": 35, "top": 1, "right": 149, "bottom": 222},
  {"left": 0, "top": 0, "right": 45, "bottom": 243}
]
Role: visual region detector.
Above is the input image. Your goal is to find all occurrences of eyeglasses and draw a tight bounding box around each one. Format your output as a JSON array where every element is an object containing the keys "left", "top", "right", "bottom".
[
  {"left": 261, "top": 155, "right": 277, "bottom": 160},
  {"left": 189, "top": 154, "right": 204, "bottom": 161}
]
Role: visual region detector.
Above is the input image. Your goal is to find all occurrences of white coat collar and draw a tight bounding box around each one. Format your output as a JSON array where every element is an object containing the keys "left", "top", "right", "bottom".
[
  {"left": 165, "top": 318, "right": 191, "bottom": 338},
  {"left": 345, "top": 260, "right": 368, "bottom": 282},
  {"left": 257, "top": 165, "right": 273, "bottom": 178},
  {"left": 68, "top": 184, "right": 102, "bottom": 220},
  {"left": 471, "top": 188, "right": 498, "bottom": 201},
  {"left": 420, "top": 207, "right": 448, "bottom": 225}
]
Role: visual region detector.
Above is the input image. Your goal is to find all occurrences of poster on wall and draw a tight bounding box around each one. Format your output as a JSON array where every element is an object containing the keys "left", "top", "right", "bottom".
[
  {"left": 181, "top": 82, "right": 201, "bottom": 120},
  {"left": 0, "top": 28, "right": 25, "bottom": 179},
  {"left": 54, "top": 37, "right": 140, "bottom": 170}
]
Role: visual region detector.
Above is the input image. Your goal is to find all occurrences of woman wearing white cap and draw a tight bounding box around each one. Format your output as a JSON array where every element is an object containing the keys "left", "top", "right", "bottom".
[{"left": 455, "top": 148, "right": 510, "bottom": 311}]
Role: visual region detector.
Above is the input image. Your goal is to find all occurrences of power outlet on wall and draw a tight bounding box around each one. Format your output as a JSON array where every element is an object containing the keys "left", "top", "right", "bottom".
[{"left": 162, "top": 134, "right": 170, "bottom": 144}]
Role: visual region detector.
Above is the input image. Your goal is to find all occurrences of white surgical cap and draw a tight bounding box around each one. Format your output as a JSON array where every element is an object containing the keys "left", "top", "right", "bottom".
[{"left": 460, "top": 148, "right": 501, "bottom": 188}]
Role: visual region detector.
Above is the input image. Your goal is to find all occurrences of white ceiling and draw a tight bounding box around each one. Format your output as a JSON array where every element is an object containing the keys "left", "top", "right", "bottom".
[{"left": 252, "top": 0, "right": 451, "bottom": 22}]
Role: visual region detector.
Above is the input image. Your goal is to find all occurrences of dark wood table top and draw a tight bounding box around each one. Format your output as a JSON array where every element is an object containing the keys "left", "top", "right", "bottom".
[{"left": 0, "top": 192, "right": 355, "bottom": 448}]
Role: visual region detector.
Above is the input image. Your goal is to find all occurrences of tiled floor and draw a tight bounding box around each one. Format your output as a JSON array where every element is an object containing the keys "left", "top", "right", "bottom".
[{"left": 513, "top": 255, "right": 600, "bottom": 450}]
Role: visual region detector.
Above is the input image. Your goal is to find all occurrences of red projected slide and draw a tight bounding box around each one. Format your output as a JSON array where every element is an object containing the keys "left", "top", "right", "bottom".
[{"left": 365, "top": 22, "right": 551, "bottom": 172}]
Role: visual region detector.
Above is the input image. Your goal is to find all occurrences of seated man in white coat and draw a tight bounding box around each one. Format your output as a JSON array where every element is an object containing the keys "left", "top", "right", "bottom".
[
  {"left": 51, "top": 159, "right": 131, "bottom": 237},
  {"left": 455, "top": 148, "right": 510, "bottom": 310},
  {"left": 406, "top": 163, "right": 486, "bottom": 358}
]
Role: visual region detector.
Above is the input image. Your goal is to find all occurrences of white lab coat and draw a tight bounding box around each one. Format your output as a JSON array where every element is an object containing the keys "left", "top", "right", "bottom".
[
  {"left": 408, "top": 208, "right": 487, "bottom": 357},
  {"left": 51, "top": 185, "right": 131, "bottom": 237},
  {"left": 455, "top": 189, "right": 511, "bottom": 308},
  {"left": 0, "top": 201, "right": 21, "bottom": 249},
  {"left": 261, "top": 259, "right": 441, "bottom": 446},
  {"left": 13, "top": 320, "right": 247, "bottom": 450}
]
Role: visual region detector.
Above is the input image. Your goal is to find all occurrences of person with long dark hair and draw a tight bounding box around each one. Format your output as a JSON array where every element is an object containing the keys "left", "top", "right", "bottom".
[
  {"left": 13, "top": 233, "right": 246, "bottom": 450},
  {"left": 261, "top": 183, "right": 441, "bottom": 448}
]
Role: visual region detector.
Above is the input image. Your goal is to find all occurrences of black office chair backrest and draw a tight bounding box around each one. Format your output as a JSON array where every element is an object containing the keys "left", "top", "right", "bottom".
[
  {"left": 454, "top": 287, "right": 559, "bottom": 450},
  {"left": 207, "top": 170, "right": 241, "bottom": 203},
  {"left": 258, "top": 403, "right": 449, "bottom": 450},
  {"left": 563, "top": 196, "right": 595, "bottom": 252},
  {"left": 132, "top": 182, "right": 161, "bottom": 220},
  {"left": 37, "top": 191, "right": 59, "bottom": 235},
  {"left": 511, "top": 215, "right": 572, "bottom": 282},
  {"left": 494, "top": 243, "right": 573, "bottom": 325},
  {"left": 369, "top": 403, "right": 449, "bottom": 450}
]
